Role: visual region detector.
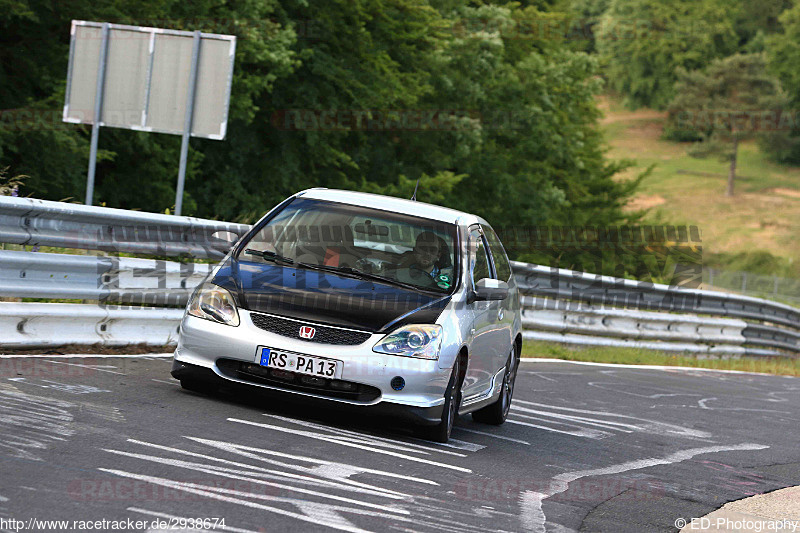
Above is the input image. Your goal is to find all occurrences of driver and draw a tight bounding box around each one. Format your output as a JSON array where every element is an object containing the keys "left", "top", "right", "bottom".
[{"left": 397, "top": 231, "right": 453, "bottom": 289}]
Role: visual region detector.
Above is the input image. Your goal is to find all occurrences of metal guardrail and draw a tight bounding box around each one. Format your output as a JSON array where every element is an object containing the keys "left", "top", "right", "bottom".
[
  {"left": 511, "top": 262, "right": 800, "bottom": 329},
  {"left": 521, "top": 297, "right": 779, "bottom": 357},
  {"left": 0, "top": 303, "right": 183, "bottom": 348},
  {"left": 0, "top": 250, "right": 210, "bottom": 305},
  {"left": 0, "top": 197, "right": 797, "bottom": 354},
  {"left": 512, "top": 261, "right": 800, "bottom": 356},
  {"left": 0, "top": 196, "right": 248, "bottom": 259}
]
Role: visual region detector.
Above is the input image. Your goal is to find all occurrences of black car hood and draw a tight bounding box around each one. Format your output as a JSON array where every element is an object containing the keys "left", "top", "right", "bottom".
[{"left": 213, "top": 259, "right": 451, "bottom": 333}]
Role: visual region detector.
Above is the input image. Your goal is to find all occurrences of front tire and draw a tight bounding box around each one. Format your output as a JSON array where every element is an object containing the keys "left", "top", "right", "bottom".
[
  {"left": 418, "top": 356, "right": 461, "bottom": 443},
  {"left": 472, "top": 344, "right": 519, "bottom": 425}
]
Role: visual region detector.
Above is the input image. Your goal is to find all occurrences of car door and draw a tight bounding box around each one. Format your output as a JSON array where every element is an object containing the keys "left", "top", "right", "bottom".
[
  {"left": 460, "top": 226, "right": 504, "bottom": 401},
  {"left": 481, "top": 223, "right": 515, "bottom": 361}
]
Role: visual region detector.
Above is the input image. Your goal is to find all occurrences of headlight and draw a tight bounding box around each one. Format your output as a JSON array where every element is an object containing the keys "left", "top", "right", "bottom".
[
  {"left": 187, "top": 283, "right": 240, "bottom": 326},
  {"left": 373, "top": 324, "right": 442, "bottom": 360}
]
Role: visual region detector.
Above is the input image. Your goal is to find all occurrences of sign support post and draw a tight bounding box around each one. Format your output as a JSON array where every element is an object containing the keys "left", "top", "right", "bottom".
[
  {"left": 175, "top": 30, "right": 201, "bottom": 216},
  {"left": 64, "top": 21, "right": 235, "bottom": 214},
  {"left": 86, "top": 22, "right": 110, "bottom": 206}
]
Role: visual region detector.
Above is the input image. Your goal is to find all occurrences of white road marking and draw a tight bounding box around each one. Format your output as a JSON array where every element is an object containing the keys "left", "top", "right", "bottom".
[
  {"left": 697, "top": 397, "right": 791, "bottom": 413},
  {"left": 0, "top": 387, "right": 76, "bottom": 460},
  {"left": 229, "top": 418, "right": 472, "bottom": 473},
  {"left": 122, "top": 438, "right": 422, "bottom": 499},
  {"left": 265, "top": 415, "right": 471, "bottom": 456},
  {"left": 130, "top": 507, "right": 259, "bottom": 533},
  {"left": 44, "top": 360, "right": 124, "bottom": 375},
  {"left": 511, "top": 406, "right": 636, "bottom": 433},
  {"left": 587, "top": 381, "right": 701, "bottom": 399},
  {"left": 151, "top": 379, "right": 180, "bottom": 386},
  {"left": 457, "top": 428, "right": 530, "bottom": 445},
  {"left": 102, "top": 469, "right": 395, "bottom": 533},
  {"left": 6, "top": 377, "right": 110, "bottom": 395},
  {"left": 0, "top": 495, "right": 7, "bottom": 502},
  {"left": 520, "top": 443, "right": 770, "bottom": 532},
  {"left": 102, "top": 448, "right": 410, "bottom": 514},
  {"left": 514, "top": 400, "right": 712, "bottom": 439},
  {"left": 506, "top": 419, "right": 606, "bottom": 438},
  {"left": 407, "top": 436, "right": 486, "bottom": 453},
  {"left": 184, "top": 437, "right": 438, "bottom": 486},
  {"left": 523, "top": 372, "right": 557, "bottom": 382},
  {"left": 509, "top": 412, "right": 615, "bottom": 438},
  {"left": 519, "top": 491, "right": 548, "bottom": 533}
]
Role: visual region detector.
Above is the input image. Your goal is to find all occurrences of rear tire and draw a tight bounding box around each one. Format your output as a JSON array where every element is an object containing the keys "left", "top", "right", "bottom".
[
  {"left": 472, "top": 344, "right": 519, "bottom": 425},
  {"left": 418, "top": 356, "right": 461, "bottom": 443}
]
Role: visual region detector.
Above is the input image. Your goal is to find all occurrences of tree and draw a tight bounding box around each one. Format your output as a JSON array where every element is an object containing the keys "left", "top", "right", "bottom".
[
  {"left": 0, "top": 0, "right": 298, "bottom": 208},
  {"left": 568, "top": 0, "right": 610, "bottom": 53},
  {"left": 668, "top": 54, "right": 785, "bottom": 197},
  {"left": 764, "top": 2, "right": 800, "bottom": 164},
  {"left": 0, "top": 0, "right": 646, "bottom": 277},
  {"left": 597, "top": 0, "right": 738, "bottom": 109}
]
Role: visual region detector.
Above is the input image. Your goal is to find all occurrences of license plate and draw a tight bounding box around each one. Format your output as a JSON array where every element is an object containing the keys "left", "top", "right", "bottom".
[{"left": 257, "top": 347, "right": 343, "bottom": 379}]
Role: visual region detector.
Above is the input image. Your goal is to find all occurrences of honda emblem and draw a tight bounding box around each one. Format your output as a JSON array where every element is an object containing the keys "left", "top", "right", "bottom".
[{"left": 299, "top": 326, "right": 316, "bottom": 339}]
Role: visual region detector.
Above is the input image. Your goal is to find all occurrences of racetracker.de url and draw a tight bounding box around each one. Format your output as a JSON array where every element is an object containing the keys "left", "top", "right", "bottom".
[{"left": 0, "top": 517, "right": 227, "bottom": 531}]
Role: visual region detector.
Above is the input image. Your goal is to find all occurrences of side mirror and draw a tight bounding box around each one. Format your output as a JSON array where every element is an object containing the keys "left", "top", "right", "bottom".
[
  {"left": 473, "top": 278, "right": 509, "bottom": 301},
  {"left": 212, "top": 230, "right": 239, "bottom": 245}
]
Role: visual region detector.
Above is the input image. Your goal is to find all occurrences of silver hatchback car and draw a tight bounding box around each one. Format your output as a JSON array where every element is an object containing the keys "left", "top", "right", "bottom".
[{"left": 172, "top": 188, "right": 522, "bottom": 442}]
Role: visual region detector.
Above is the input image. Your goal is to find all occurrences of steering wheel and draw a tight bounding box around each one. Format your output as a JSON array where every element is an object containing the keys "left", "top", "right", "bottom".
[
  {"left": 405, "top": 266, "right": 439, "bottom": 288},
  {"left": 355, "top": 257, "right": 379, "bottom": 273}
]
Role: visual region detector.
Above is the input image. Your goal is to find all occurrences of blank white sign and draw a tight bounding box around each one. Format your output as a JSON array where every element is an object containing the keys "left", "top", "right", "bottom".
[{"left": 63, "top": 20, "right": 236, "bottom": 140}]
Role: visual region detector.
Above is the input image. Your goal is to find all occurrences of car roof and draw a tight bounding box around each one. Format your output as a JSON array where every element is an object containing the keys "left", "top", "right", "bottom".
[{"left": 296, "top": 188, "right": 480, "bottom": 225}]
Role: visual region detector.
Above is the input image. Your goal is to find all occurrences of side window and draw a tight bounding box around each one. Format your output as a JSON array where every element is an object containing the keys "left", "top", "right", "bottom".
[
  {"left": 469, "top": 228, "right": 491, "bottom": 286},
  {"left": 481, "top": 224, "right": 512, "bottom": 281}
]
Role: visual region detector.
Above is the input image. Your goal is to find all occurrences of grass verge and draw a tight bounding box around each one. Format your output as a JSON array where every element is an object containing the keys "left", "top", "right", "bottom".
[
  {"left": 599, "top": 95, "right": 800, "bottom": 273},
  {"left": 522, "top": 341, "right": 800, "bottom": 376}
]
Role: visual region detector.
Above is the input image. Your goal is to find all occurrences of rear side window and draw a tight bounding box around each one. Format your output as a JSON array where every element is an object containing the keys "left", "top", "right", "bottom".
[{"left": 481, "top": 224, "right": 512, "bottom": 281}]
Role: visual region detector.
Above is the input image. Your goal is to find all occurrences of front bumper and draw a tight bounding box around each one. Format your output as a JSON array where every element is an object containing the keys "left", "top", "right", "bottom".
[
  {"left": 173, "top": 311, "right": 451, "bottom": 418},
  {"left": 171, "top": 359, "right": 445, "bottom": 425}
]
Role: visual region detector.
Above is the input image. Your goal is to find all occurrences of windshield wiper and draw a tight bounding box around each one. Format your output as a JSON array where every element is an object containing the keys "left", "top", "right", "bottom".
[
  {"left": 243, "top": 251, "right": 444, "bottom": 293},
  {"left": 244, "top": 248, "right": 294, "bottom": 264},
  {"left": 296, "top": 263, "right": 440, "bottom": 293}
]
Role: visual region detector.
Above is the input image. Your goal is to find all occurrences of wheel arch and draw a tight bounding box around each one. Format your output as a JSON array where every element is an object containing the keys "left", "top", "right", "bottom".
[{"left": 457, "top": 345, "right": 469, "bottom": 389}]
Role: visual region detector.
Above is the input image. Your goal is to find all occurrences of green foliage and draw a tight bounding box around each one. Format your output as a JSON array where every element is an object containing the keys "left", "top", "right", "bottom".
[
  {"left": 0, "top": 167, "right": 27, "bottom": 196},
  {"left": 705, "top": 250, "right": 799, "bottom": 278},
  {"left": 764, "top": 2, "right": 800, "bottom": 164},
  {"left": 1, "top": 0, "right": 643, "bottom": 276},
  {"left": 597, "top": 0, "right": 738, "bottom": 110},
  {"left": 666, "top": 54, "right": 785, "bottom": 195},
  {"left": 567, "top": 0, "right": 609, "bottom": 52},
  {"left": 732, "top": 0, "right": 793, "bottom": 48}
]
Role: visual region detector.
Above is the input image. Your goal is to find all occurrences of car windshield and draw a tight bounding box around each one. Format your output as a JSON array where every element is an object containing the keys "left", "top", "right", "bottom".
[{"left": 237, "top": 198, "right": 459, "bottom": 294}]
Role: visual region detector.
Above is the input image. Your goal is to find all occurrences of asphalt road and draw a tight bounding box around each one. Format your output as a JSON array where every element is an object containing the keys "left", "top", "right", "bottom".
[{"left": 1, "top": 355, "right": 799, "bottom": 533}]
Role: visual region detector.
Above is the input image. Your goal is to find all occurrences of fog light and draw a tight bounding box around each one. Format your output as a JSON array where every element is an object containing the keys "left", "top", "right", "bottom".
[{"left": 390, "top": 376, "right": 405, "bottom": 391}]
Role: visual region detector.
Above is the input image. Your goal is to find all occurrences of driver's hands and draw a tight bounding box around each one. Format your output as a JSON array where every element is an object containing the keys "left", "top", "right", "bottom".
[{"left": 403, "top": 266, "right": 439, "bottom": 287}]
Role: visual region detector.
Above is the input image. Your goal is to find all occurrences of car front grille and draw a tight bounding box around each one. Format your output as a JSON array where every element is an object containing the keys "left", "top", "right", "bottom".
[
  {"left": 249, "top": 313, "right": 372, "bottom": 345},
  {"left": 216, "top": 359, "right": 381, "bottom": 403}
]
